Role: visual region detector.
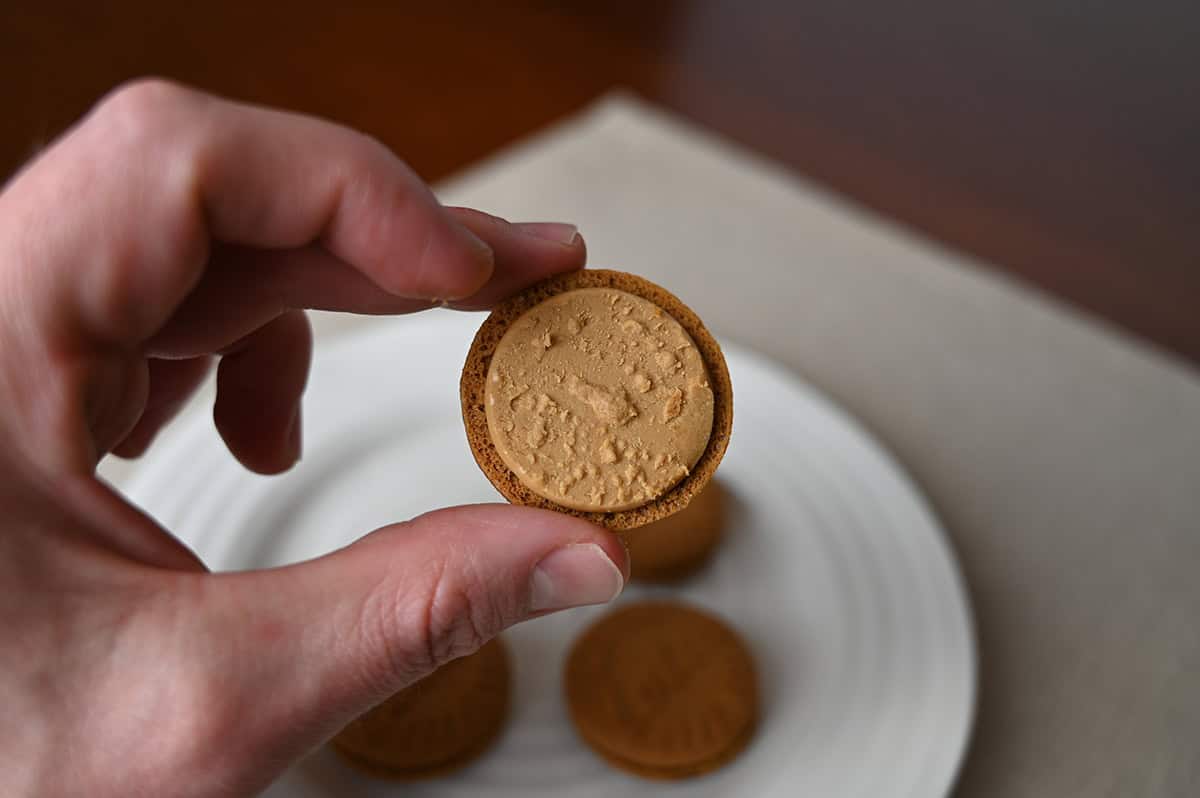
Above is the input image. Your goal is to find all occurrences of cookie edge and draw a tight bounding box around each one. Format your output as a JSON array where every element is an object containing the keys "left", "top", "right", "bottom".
[
  {"left": 460, "top": 269, "right": 733, "bottom": 531},
  {"left": 563, "top": 601, "right": 760, "bottom": 777},
  {"left": 329, "top": 638, "right": 512, "bottom": 779}
]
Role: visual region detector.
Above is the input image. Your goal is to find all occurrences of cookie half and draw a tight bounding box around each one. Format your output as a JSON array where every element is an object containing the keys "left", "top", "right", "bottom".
[
  {"left": 564, "top": 601, "right": 759, "bottom": 779},
  {"left": 330, "top": 637, "right": 511, "bottom": 779},
  {"left": 461, "top": 269, "right": 733, "bottom": 530}
]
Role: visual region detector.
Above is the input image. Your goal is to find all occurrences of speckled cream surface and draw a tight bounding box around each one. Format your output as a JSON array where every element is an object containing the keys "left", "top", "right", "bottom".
[
  {"left": 461, "top": 268, "right": 732, "bottom": 531},
  {"left": 483, "top": 288, "right": 713, "bottom": 511}
]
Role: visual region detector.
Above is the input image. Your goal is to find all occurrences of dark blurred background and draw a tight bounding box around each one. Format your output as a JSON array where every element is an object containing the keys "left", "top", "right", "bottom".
[{"left": 3, "top": 1, "right": 1198, "bottom": 366}]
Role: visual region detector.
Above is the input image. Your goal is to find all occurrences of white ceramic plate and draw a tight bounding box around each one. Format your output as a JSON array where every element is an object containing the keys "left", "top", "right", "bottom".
[{"left": 119, "top": 312, "right": 975, "bottom": 798}]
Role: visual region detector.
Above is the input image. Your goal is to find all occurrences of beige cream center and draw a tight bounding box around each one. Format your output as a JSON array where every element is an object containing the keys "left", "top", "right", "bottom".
[{"left": 484, "top": 288, "right": 714, "bottom": 511}]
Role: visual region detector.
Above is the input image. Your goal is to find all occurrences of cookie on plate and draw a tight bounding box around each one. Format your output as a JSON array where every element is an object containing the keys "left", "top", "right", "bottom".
[
  {"left": 330, "top": 637, "right": 511, "bottom": 779},
  {"left": 564, "top": 601, "right": 758, "bottom": 779},
  {"left": 461, "top": 269, "right": 733, "bottom": 531},
  {"left": 628, "top": 478, "right": 728, "bottom": 582}
]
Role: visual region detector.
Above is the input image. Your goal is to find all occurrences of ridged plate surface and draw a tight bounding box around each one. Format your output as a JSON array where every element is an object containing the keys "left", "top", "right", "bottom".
[{"left": 122, "top": 312, "right": 975, "bottom": 798}]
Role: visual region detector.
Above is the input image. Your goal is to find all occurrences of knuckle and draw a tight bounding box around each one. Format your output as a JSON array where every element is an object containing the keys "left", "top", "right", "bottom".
[
  {"left": 96, "top": 78, "right": 193, "bottom": 136},
  {"left": 89, "top": 79, "right": 209, "bottom": 180},
  {"left": 421, "top": 558, "right": 497, "bottom": 666},
  {"left": 326, "top": 130, "right": 392, "bottom": 194},
  {"left": 357, "top": 547, "right": 506, "bottom": 688},
  {"left": 346, "top": 130, "right": 396, "bottom": 168}
]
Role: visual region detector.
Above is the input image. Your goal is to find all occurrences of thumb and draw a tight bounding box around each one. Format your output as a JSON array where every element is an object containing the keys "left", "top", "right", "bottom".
[{"left": 195, "top": 504, "right": 626, "bottom": 781}]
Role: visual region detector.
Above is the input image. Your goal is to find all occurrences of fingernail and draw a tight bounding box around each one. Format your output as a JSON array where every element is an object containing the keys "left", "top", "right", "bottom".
[
  {"left": 530, "top": 543, "right": 624, "bottom": 613},
  {"left": 515, "top": 222, "right": 580, "bottom": 246}
]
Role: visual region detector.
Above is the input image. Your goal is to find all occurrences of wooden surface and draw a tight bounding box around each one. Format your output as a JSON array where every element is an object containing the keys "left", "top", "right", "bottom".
[
  {"left": 3, "top": 2, "right": 1198, "bottom": 366},
  {"left": 3, "top": 0, "right": 1198, "bottom": 363}
]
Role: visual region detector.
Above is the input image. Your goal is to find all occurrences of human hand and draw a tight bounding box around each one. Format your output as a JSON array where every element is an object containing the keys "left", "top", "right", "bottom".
[{"left": 0, "top": 80, "right": 627, "bottom": 797}]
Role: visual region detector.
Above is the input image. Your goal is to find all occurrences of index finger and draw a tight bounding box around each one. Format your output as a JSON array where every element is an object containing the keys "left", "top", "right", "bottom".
[{"left": 0, "top": 79, "right": 496, "bottom": 349}]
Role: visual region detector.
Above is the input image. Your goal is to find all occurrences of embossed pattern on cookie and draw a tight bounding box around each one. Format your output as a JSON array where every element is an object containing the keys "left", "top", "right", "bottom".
[{"left": 565, "top": 602, "right": 759, "bottom": 779}]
